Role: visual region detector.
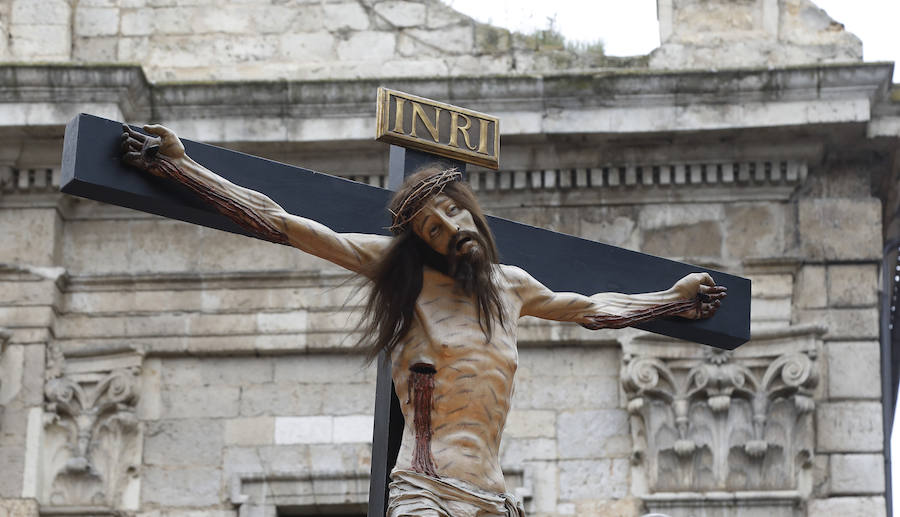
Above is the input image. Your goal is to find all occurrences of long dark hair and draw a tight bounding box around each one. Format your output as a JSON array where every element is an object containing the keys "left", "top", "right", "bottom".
[{"left": 361, "top": 169, "right": 505, "bottom": 363}]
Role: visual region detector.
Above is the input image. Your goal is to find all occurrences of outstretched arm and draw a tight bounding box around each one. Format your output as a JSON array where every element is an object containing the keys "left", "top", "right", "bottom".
[
  {"left": 121, "top": 124, "right": 389, "bottom": 274},
  {"left": 512, "top": 268, "right": 726, "bottom": 329}
]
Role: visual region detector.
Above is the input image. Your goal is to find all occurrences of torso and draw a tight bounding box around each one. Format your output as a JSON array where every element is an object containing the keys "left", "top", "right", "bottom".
[{"left": 390, "top": 264, "right": 523, "bottom": 494}]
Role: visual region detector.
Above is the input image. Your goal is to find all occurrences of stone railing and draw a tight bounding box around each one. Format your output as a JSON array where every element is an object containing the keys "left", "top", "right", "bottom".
[{"left": 0, "top": 167, "right": 61, "bottom": 194}]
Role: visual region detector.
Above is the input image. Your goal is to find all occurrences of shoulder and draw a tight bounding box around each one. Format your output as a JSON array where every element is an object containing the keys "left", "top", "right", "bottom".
[{"left": 495, "top": 264, "right": 541, "bottom": 289}]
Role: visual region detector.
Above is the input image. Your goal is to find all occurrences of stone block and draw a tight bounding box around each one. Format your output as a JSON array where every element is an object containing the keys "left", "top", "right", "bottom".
[
  {"left": 0, "top": 447, "right": 24, "bottom": 497},
  {"left": 308, "top": 442, "right": 371, "bottom": 472},
  {"left": 141, "top": 466, "right": 221, "bottom": 506},
  {"left": 137, "top": 358, "right": 162, "bottom": 420},
  {"left": 0, "top": 209, "right": 61, "bottom": 267},
  {"left": 500, "top": 437, "right": 557, "bottom": 465},
  {"left": 642, "top": 221, "right": 723, "bottom": 259},
  {"left": 503, "top": 410, "right": 556, "bottom": 438},
  {"left": 806, "top": 496, "right": 886, "bottom": 517},
  {"left": 160, "top": 357, "right": 273, "bottom": 387},
  {"left": 336, "top": 31, "right": 396, "bottom": 62},
  {"left": 9, "top": 23, "right": 71, "bottom": 59},
  {"left": 403, "top": 25, "right": 474, "bottom": 54},
  {"left": 557, "top": 410, "right": 630, "bottom": 459},
  {"left": 374, "top": 1, "right": 426, "bottom": 28},
  {"left": 239, "top": 383, "right": 324, "bottom": 417},
  {"left": 119, "top": 9, "right": 152, "bottom": 36},
  {"left": 160, "top": 385, "right": 240, "bottom": 419},
  {"left": 475, "top": 24, "right": 511, "bottom": 53},
  {"left": 323, "top": 2, "right": 370, "bottom": 31},
  {"left": 273, "top": 355, "right": 375, "bottom": 384},
  {"left": 0, "top": 408, "right": 28, "bottom": 447},
  {"left": 816, "top": 401, "right": 883, "bottom": 452},
  {"left": 526, "top": 460, "right": 558, "bottom": 514},
  {"left": 11, "top": 0, "right": 70, "bottom": 25},
  {"left": 223, "top": 445, "right": 312, "bottom": 476},
  {"left": 798, "top": 199, "right": 881, "bottom": 260},
  {"left": 724, "top": 203, "right": 784, "bottom": 258},
  {"left": 318, "top": 383, "right": 376, "bottom": 416},
  {"left": 333, "top": 415, "right": 374, "bottom": 443},
  {"left": 425, "top": 2, "right": 468, "bottom": 29},
  {"left": 72, "top": 36, "right": 118, "bottom": 61},
  {"left": 513, "top": 374, "right": 619, "bottom": 410},
  {"left": 795, "top": 265, "right": 826, "bottom": 309},
  {"left": 639, "top": 204, "right": 724, "bottom": 230},
  {"left": 750, "top": 297, "right": 792, "bottom": 321},
  {"left": 558, "top": 459, "right": 628, "bottom": 500},
  {"left": 746, "top": 273, "right": 793, "bottom": 298},
  {"left": 830, "top": 454, "right": 884, "bottom": 494},
  {"left": 144, "top": 419, "right": 224, "bottom": 466},
  {"left": 224, "top": 417, "right": 275, "bottom": 446},
  {"left": 794, "top": 308, "right": 878, "bottom": 339},
  {"left": 193, "top": 6, "right": 253, "bottom": 34},
  {"left": 0, "top": 499, "right": 39, "bottom": 517},
  {"left": 74, "top": 7, "right": 119, "bottom": 37},
  {"left": 275, "top": 416, "right": 332, "bottom": 444},
  {"left": 257, "top": 311, "right": 308, "bottom": 333},
  {"left": 828, "top": 264, "right": 878, "bottom": 307},
  {"left": 517, "top": 347, "right": 619, "bottom": 378},
  {"left": 826, "top": 341, "right": 881, "bottom": 399}
]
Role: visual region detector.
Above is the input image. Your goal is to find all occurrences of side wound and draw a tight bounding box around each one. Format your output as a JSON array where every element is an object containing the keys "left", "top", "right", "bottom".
[{"left": 409, "top": 363, "right": 439, "bottom": 478}]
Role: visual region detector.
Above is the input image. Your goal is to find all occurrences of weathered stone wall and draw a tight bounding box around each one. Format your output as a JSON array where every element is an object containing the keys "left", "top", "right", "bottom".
[
  {"left": 652, "top": 0, "right": 863, "bottom": 69},
  {"left": 2, "top": 0, "right": 617, "bottom": 83},
  {"left": 0, "top": 0, "right": 896, "bottom": 516}
]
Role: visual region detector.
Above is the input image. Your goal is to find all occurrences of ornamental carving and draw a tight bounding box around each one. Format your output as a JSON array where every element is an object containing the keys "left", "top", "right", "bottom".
[
  {"left": 41, "top": 347, "right": 142, "bottom": 509},
  {"left": 622, "top": 328, "right": 821, "bottom": 493}
]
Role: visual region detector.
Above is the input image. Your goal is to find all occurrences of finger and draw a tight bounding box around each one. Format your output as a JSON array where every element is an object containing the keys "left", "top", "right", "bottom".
[
  {"left": 123, "top": 124, "right": 147, "bottom": 141},
  {"left": 699, "top": 272, "right": 715, "bottom": 285},
  {"left": 122, "top": 151, "right": 143, "bottom": 165},
  {"left": 122, "top": 135, "right": 143, "bottom": 151},
  {"left": 143, "top": 124, "right": 171, "bottom": 137}
]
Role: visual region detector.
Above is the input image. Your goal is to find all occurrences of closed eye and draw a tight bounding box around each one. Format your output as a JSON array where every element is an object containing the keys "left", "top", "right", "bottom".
[{"left": 447, "top": 205, "right": 459, "bottom": 215}]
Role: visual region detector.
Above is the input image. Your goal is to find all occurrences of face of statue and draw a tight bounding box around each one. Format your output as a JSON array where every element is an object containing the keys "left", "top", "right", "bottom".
[{"left": 411, "top": 194, "right": 479, "bottom": 257}]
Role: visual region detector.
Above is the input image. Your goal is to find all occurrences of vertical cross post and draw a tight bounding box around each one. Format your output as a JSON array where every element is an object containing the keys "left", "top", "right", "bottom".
[{"left": 367, "top": 146, "right": 466, "bottom": 516}]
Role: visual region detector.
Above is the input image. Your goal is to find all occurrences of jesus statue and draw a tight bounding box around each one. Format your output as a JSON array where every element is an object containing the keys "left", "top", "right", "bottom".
[{"left": 121, "top": 124, "right": 726, "bottom": 517}]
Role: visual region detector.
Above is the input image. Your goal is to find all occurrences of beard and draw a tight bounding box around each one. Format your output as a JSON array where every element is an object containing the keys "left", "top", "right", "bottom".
[{"left": 445, "top": 230, "right": 493, "bottom": 296}]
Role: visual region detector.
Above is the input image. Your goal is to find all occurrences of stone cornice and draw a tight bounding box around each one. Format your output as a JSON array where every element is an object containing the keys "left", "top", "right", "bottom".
[{"left": 0, "top": 62, "right": 893, "bottom": 141}]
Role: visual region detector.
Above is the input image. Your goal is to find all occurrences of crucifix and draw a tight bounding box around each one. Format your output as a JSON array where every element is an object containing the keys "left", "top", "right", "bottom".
[{"left": 60, "top": 89, "right": 749, "bottom": 516}]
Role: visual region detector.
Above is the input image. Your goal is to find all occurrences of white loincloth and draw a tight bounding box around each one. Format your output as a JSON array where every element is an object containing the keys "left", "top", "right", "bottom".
[{"left": 388, "top": 470, "right": 525, "bottom": 517}]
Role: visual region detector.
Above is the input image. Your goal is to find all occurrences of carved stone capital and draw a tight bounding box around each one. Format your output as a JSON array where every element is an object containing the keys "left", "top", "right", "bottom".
[
  {"left": 622, "top": 325, "right": 823, "bottom": 493},
  {"left": 40, "top": 348, "right": 143, "bottom": 510}
]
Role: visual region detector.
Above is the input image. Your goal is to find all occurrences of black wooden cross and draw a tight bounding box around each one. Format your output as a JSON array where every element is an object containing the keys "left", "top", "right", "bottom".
[{"left": 61, "top": 109, "right": 750, "bottom": 516}]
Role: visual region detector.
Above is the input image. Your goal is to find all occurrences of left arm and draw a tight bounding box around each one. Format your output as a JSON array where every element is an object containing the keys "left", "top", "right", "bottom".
[{"left": 512, "top": 268, "right": 726, "bottom": 329}]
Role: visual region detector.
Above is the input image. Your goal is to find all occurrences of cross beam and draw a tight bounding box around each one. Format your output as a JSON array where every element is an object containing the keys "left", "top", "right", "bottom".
[
  {"left": 61, "top": 113, "right": 750, "bottom": 347},
  {"left": 61, "top": 112, "right": 750, "bottom": 516}
]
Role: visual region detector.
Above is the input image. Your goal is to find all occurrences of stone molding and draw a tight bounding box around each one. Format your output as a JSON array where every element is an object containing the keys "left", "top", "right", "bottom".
[
  {"left": 229, "top": 469, "right": 371, "bottom": 517},
  {"left": 0, "top": 63, "right": 893, "bottom": 138},
  {"left": 40, "top": 347, "right": 142, "bottom": 511},
  {"left": 229, "top": 468, "right": 527, "bottom": 517},
  {"left": 622, "top": 325, "right": 824, "bottom": 496},
  {"left": 643, "top": 490, "right": 804, "bottom": 517}
]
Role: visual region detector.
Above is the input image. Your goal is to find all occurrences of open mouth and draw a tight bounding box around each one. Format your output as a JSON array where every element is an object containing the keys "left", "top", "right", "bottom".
[{"left": 455, "top": 236, "right": 473, "bottom": 252}]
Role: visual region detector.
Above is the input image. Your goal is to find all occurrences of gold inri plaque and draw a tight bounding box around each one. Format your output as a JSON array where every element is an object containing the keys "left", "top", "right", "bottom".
[{"left": 375, "top": 87, "right": 500, "bottom": 170}]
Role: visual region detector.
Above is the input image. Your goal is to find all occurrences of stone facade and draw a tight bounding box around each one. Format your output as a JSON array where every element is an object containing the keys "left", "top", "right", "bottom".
[{"left": 0, "top": 0, "right": 897, "bottom": 516}]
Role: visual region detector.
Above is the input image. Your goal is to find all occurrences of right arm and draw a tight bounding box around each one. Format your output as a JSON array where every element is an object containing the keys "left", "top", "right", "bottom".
[{"left": 121, "top": 124, "right": 389, "bottom": 275}]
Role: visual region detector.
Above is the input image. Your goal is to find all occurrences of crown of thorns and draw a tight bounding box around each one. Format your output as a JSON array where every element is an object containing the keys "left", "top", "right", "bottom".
[{"left": 388, "top": 168, "right": 463, "bottom": 234}]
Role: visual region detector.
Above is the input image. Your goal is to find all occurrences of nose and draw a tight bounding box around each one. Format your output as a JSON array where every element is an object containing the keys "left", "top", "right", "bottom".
[{"left": 436, "top": 211, "right": 459, "bottom": 233}]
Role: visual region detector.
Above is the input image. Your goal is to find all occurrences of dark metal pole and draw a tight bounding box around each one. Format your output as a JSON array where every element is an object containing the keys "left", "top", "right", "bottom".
[{"left": 881, "top": 239, "right": 900, "bottom": 517}]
